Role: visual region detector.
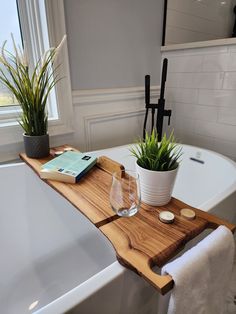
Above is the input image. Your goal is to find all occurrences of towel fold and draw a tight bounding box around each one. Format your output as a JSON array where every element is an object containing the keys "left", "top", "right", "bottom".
[{"left": 160, "top": 226, "right": 235, "bottom": 314}]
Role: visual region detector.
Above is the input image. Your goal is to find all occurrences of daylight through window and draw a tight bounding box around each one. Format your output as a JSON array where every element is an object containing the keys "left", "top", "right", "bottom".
[{"left": 0, "top": 0, "right": 22, "bottom": 107}]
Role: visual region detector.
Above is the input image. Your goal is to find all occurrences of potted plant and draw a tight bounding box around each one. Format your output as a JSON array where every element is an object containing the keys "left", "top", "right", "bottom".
[
  {"left": 130, "top": 130, "right": 182, "bottom": 206},
  {"left": 0, "top": 35, "right": 65, "bottom": 158}
]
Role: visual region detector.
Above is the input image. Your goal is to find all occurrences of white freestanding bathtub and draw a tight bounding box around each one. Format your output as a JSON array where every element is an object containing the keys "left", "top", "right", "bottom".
[{"left": 0, "top": 144, "right": 236, "bottom": 314}]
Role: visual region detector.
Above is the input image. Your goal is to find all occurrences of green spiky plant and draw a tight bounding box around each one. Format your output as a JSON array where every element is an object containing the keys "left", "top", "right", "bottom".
[
  {"left": 130, "top": 129, "right": 182, "bottom": 171},
  {"left": 0, "top": 35, "right": 65, "bottom": 136}
]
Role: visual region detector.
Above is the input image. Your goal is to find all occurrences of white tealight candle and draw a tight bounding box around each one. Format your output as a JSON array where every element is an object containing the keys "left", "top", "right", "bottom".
[
  {"left": 54, "top": 151, "right": 64, "bottom": 157},
  {"left": 159, "top": 211, "right": 175, "bottom": 224},
  {"left": 64, "top": 147, "right": 74, "bottom": 152}
]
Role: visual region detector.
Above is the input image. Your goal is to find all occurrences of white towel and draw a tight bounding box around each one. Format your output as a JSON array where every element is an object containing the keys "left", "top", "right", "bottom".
[{"left": 160, "top": 226, "right": 235, "bottom": 314}]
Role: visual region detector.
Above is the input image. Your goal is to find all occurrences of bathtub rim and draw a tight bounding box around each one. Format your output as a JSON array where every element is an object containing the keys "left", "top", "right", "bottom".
[
  {"left": 90, "top": 143, "right": 236, "bottom": 213},
  {"left": 2, "top": 143, "right": 236, "bottom": 213},
  {"left": 0, "top": 161, "right": 25, "bottom": 169},
  {"left": 91, "top": 142, "right": 236, "bottom": 168},
  {"left": 169, "top": 143, "right": 236, "bottom": 212},
  {"left": 34, "top": 261, "right": 125, "bottom": 314}
]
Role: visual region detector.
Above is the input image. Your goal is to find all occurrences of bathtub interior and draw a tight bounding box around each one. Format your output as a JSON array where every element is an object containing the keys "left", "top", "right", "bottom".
[
  {"left": 91, "top": 144, "right": 236, "bottom": 209},
  {"left": 0, "top": 164, "right": 116, "bottom": 314},
  {"left": 1, "top": 143, "right": 236, "bottom": 314}
]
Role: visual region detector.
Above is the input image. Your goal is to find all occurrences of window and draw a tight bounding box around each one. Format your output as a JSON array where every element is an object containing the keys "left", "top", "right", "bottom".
[
  {"left": 0, "top": 0, "right": 73, "bottom": 148},
  {"left": 0, "top": 0, "right": 22, "bottom": 107}
]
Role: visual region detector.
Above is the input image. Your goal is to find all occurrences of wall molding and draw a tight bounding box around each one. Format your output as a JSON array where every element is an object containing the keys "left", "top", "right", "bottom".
[
  {"left": 72, "top": 85, "right": 160, "bottom": 151},
  {"left": 72, "top": 85, "right": 160, "bottom": 106},
  {"left": 84, "top": 109, "right": 145, "bottom": 151}
]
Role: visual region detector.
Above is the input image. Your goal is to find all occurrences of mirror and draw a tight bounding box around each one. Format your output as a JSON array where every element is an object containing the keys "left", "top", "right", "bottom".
[{"left": 163, "top": 0, "right": 236, "bottom": 46}]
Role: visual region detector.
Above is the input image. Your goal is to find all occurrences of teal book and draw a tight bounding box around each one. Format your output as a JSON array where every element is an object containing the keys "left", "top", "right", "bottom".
[{"left": 40, "top": 151, "right": 97, "bottom": 183}]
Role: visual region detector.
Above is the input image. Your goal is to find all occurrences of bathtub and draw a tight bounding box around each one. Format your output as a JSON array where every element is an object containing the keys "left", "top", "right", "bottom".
[{"left": 0, "top": 144, "right": 236, "bottom": 314}]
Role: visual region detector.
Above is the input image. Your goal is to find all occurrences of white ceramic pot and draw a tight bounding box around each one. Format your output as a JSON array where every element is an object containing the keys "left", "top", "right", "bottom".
[{"left": 136, "top": 162, "right": 179, "bottom": 206}]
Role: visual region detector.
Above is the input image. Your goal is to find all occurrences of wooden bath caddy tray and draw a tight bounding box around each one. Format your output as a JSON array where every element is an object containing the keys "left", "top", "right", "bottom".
[{"left": 20, "top": 145, "right": 236, "bottom": 295}]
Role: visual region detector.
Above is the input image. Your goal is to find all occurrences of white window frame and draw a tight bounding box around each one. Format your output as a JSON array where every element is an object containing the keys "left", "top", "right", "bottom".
[{"left": 0, "top": 0, "right": 73, "bottom": 146}]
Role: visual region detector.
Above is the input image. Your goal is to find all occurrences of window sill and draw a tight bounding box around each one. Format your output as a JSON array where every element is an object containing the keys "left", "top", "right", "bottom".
[{"left": 0, "top": 120, "right": 74, "bottom": 146}]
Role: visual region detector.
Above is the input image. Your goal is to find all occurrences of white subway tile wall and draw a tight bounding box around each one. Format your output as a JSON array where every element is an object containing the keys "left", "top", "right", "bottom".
[{"left": 162, "top": 44, "right": 236, "bottom": 160}]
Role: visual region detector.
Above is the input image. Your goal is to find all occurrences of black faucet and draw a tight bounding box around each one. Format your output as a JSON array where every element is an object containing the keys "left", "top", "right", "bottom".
[{"left": 143, "top": 58, "right": 171, "bottom": 141}]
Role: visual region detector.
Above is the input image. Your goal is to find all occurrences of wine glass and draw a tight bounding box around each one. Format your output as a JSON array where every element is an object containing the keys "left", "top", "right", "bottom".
[{"left": 110, "top": 170, "right": 141, "bottom": 217}]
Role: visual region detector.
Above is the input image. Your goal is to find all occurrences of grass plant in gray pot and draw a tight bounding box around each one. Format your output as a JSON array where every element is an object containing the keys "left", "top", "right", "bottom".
[
  {"left": 130, "top": 130, "right": 182, "bottom": 206},
  {"left": 0, "top": 35, "right": 65, "bottom": 158}
]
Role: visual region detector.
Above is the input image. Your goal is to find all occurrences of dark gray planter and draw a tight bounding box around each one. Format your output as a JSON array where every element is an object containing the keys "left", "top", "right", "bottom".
[{"left": 23, "top": 134, "right": 50, "bottom": 158}]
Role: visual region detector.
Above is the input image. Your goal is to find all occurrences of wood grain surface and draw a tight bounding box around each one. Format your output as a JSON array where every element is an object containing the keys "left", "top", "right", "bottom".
[
  {"left": 20, "top": 145, "right": 236, "bottom": 295},
  {"left": 20, "top": 145, "right": 118, "bottom": 227}
]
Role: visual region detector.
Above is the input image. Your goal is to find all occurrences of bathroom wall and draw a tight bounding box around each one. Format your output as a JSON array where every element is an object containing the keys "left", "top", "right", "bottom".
[
  {"left": 61, "top": 0, "right": 164, "bottom": 152},
  {"left": 162, "top": 44, "right": 236, "bottom": 160},
  {"left": 165, "top": 0, "right": 236, "bottom": 45},
  {"left": 64, "top": 0, "right": 164, "bottom": 89}
]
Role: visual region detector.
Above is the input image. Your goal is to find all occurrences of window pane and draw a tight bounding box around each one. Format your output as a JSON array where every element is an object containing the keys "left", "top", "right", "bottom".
[{"left": 0, "top": 0, "right": 22, "bottom": 107}]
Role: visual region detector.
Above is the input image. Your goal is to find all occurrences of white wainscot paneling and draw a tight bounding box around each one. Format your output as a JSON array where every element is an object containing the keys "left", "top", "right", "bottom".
[
  {"left": 84, "top": 110, "right": 144, "bottom": 151},
  {"left": 72, "top": 87, "right": 160, "bottom": 151}
]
